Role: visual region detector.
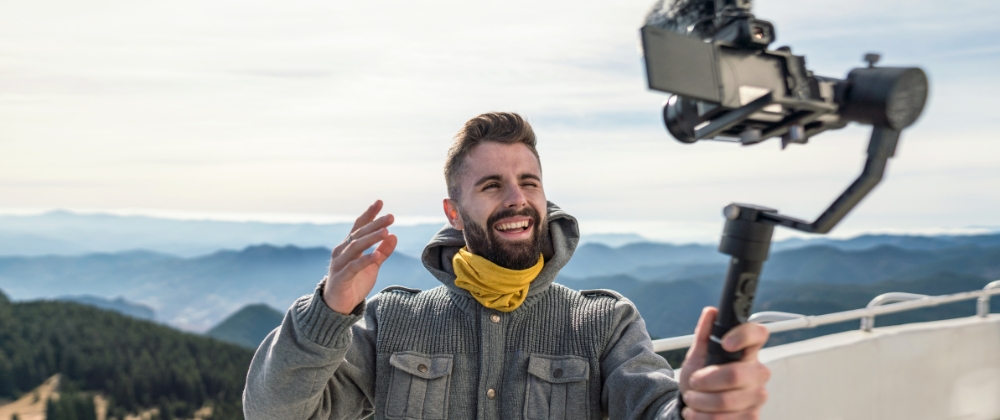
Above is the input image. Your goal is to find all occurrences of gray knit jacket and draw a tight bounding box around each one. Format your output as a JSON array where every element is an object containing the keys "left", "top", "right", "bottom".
[{"left": 243, "top": 203, "right": 681, "bottom": 419}]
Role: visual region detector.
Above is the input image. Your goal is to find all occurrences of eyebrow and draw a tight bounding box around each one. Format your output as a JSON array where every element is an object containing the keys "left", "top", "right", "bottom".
[{"left": 473, "top": 173, "right": 541, "bottom": 187}]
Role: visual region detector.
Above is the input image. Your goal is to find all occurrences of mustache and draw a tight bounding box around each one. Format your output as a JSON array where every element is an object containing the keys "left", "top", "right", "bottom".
[{"left": 486, "top": 206, "right": 541, "bottom": 230}]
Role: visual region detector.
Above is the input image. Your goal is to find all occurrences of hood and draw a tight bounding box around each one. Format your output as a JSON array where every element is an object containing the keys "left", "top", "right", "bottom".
[{"left": 421, "top": 201, "right": 580, "bottom": 298}]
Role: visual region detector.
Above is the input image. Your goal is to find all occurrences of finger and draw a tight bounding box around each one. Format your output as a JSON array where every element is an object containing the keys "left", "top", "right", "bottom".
[
  {"left": 683, "top": 386, "right": 768, "bottom": 414},
  {"left": 372, "top": 233, "right": 398, "bottom": 265},
  {"left": 332, "top": 228, "right": 389, "bottom": 270},
  {"left": 721, "top": 322, "right": 770, "bottom": 359},
  {"left": 688, "top": 361, "right": 771, "bottom": 393},
  {"left": 335, "top": 202, "right": 385, "bottom": 256},
  {"left": 335, "top": 252, "right": 384, "bottom": 283},
  {"left": 350, "top": 200, "right": 383, "bottom": 232},
  {"left": 351, "top": 214, "right": 395, "bottom": 242},
  {"left": 683, "top": 307, "right": 718, "bottom": 376},
  {"left": 682, "top": 406, "right": 763, "bottom": 420},
  {"left": 335, "top": 234, "right": 398, "bottom": 282}
]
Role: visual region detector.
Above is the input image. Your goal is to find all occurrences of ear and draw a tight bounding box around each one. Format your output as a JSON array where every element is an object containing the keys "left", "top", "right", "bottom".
[{"left": 443, "top": 199, "right": 464, "bottom": 231}]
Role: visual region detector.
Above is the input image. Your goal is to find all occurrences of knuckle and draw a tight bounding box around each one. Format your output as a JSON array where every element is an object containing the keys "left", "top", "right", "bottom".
[
  {"left": 725, "top": 366, "right": 744, "bottom": 385},
  {"left": 713, "top": 392, "right": 732, "bottom": 410},
  {"left": 759, "top": 365, "right": 772, "bottom": 383}
]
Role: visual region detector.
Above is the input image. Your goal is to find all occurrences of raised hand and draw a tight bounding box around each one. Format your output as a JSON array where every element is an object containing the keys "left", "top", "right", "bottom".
[
  {"left": 322, "top": 200, "right": 398, "bottom": 315},
  {"left": 679, "top": 307, "right": 771, "bottom": 420}
]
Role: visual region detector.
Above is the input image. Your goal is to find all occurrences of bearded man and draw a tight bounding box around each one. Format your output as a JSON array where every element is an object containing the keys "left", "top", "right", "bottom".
[{"left": 243, "top": 112, "right": 771, "bottom": 420}]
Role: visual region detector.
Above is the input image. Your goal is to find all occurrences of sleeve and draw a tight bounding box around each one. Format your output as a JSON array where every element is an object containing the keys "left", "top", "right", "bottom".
[
  {"left": 600, "top": 298, "right": 683, "bottom": 420},
  {"left": 243, "top": 281, "right": 379, "bottom": 420}
]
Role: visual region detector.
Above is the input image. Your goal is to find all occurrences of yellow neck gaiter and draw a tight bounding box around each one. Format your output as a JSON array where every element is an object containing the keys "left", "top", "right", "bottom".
[{"left": 452, "top": 247, "right": 544, "bottom": 313}]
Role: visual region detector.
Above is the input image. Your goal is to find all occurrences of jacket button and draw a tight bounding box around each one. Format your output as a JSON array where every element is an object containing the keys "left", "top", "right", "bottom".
[
  {"left": 490, "top": 314, "right": 500, "bottom": 323},
  {"left": 417, "top": 364, "right": 428, "bottom": 373},
  {"left": 552, "top": 368, "right": 563, "bottom": 378},
  {"left": 487, "top": 388, "right": 496, "bottom": 399}
]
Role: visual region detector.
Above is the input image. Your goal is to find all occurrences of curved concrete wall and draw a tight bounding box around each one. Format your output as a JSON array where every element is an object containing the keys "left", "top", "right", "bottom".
[{"left": 758, "top": 314, "right": 1000, "bottom": 420}]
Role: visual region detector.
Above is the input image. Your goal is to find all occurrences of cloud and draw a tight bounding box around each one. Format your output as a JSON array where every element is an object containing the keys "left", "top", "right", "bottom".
[{"left": 0, "top": 0, "right": 996, "bottom": 242}]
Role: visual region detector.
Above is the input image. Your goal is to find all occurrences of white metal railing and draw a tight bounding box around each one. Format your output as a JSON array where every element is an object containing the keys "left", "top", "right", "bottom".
[{"left": 651, "top": 279, "right": 1000, "bottom": 352}]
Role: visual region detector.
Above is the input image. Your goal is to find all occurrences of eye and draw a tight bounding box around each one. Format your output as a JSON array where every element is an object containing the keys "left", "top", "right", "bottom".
[{"left": 483, "top": 182, "right": 501, "bottom": 191}]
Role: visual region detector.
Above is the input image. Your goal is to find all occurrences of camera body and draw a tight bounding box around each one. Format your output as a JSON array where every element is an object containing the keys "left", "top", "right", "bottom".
[{"left": 641, "top": 0, "right": 927, "bottom": 146}]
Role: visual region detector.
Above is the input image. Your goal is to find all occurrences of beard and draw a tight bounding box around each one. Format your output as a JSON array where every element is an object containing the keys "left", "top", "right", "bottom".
[{"left": 460, "top": 205, "right": 547, "bottom": 270}]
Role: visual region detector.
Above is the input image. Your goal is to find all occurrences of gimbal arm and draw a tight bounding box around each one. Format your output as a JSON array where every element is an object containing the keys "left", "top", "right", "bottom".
[
  {"left": 705, "top": 125, "right": 902, "bottom": 365},
  {"left": 760, "top": 126, "right": 900, "bottom": 234}
]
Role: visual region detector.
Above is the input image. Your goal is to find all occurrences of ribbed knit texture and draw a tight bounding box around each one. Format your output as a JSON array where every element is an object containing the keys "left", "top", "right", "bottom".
[
  {"left": 293, "top": 281, "right": 364, "bottom": 348},
  {"left": 374, "top": 287, "right": 479, "bottom": 355}
]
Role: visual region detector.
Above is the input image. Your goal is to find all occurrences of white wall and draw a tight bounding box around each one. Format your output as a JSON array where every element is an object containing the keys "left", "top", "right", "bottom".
[{"left": 758, "top": 314, "right": 1000, "bottom": 420}]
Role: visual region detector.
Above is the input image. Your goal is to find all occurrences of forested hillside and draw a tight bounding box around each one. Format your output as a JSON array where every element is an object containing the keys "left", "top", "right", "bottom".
[
  {"left": 206, "top": 304, "right": 284, "bottom": 349},
  {"left": 0, "top": 289, "right": 252, "bottom": 420}
]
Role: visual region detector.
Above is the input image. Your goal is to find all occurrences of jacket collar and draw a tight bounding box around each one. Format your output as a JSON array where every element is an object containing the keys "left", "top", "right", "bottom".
[{"left": 420, "top": 201, "right": 580, "bottom": 299}]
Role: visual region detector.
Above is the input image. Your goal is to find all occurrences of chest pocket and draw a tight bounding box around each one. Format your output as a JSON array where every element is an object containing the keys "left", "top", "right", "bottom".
[
  {"left": 524, "top": 354, "right": 590, "bottom": 420},
  {"left": 386, "top": 352, "right": 454, "bottom": 420}
]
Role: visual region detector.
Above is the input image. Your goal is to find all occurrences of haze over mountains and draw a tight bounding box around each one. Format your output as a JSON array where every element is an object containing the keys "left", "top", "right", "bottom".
[
  {"left": 1, "top": 211, "right": 997, "bottom": 338},
  {"left": 0, "top": 211, "right": 649, "bottom": 258}
]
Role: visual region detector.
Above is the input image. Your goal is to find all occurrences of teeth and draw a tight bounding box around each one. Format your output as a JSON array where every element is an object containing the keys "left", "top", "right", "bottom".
[{"left": 497, "top": 221, "right": 529, "bottom": 231}]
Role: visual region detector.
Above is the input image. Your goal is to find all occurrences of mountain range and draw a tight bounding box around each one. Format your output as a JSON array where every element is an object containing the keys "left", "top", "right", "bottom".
[
  {"left": 4, "top": 233, "right": 999, "bottom": 335},
  {"left": 0, "top": 245, "right": 434, "bottom": 331},
  {"left": 7, "top": 211, "right": 996, "bottom": 260},
  {"left": 0, "top": 210, "right": 444, "bottom": 258},
  {"left": 0, "top": 211, "right": 651, "bottom": 259}
]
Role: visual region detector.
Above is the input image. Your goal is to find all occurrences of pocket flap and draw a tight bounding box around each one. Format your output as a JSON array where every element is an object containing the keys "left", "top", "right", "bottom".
[
  {"left": 389, "top": 351, "right": 454, "bottom": 379},
  {"left": 527, "top": 354, "right": 589, "bottom": 383}
]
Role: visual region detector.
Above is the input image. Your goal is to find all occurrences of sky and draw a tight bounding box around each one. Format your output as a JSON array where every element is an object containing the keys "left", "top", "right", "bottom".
[{"left": 2, "top": 0, "right": 998, "bottom": 243}]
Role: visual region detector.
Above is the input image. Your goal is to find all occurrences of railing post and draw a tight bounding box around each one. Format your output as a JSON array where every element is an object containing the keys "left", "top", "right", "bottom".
[
  {"left": 861, "top": 292, "right": 929, "bottom": 332},
  {"left": 978, "top": 280, "right": 1000, "bottom": 318}
]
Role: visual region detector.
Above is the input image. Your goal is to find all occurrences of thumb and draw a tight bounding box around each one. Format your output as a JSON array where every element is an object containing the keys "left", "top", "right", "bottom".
[{"left": 681, "top": 307, "right": 717, "bottom": 390}]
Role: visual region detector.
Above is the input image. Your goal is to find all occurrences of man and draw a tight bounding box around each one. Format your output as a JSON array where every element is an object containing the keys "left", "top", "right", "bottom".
[{"left": 244, "top": 112, "right": 771, "bottom": 419}]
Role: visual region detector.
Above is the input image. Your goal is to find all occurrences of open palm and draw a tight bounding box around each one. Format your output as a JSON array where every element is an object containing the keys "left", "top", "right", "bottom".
[{"left": 323, "top": 200, "right": 398, "bottom": 315}]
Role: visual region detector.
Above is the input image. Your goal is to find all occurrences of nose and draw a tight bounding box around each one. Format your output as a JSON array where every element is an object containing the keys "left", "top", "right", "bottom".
[{"left": 502, "top": 181, "right": 528, "bottom": 208}]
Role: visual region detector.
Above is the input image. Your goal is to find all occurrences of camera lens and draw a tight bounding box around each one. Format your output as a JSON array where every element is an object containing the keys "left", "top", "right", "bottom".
[{"left": 664, "top": 95, "right": 702, "bottom": 143}]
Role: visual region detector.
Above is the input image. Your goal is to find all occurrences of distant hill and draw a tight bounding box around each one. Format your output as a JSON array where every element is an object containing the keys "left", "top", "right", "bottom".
[
  {"left": 563, "top": 270, "right": 998, "bottom": 342},
  {"left": 207, "top": 304, "right": 284, "bottom": 349},
  {"left": 763, "top": 244, "right": 1000, "bottom": 284},
  {"left": 0, "top": 210, "right": 445, "bottom": 259},
  {"left": 0, "top": 244, "right": 437, "bottom": 331},
  {"left": 0, "top": 288, "right": 251, "bottom": 420},
  {"left": 560, "top": 242, "right": 724, "bottom": 278},
  {"left": 0, "top": 211, "right": 669, "bottom": 259},
  {"left": 54, "top": 295, "right": 155, "bottom": 320},
  {"left": 774, "top": 232, "right": 1000, "bottom": 252},
  {"left": 566, "top": 242, "right": 1000, "bottom": 285}
]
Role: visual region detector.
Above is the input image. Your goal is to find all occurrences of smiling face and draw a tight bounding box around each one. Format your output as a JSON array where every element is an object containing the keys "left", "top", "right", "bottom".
[{"left": 444, "top": 141, "right": 548, "bottom": 269}]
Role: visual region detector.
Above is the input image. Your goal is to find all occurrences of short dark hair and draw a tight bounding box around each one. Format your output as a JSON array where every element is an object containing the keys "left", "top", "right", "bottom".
[{"left": 444, "top": 112, "right": 540, "bottom": 201}]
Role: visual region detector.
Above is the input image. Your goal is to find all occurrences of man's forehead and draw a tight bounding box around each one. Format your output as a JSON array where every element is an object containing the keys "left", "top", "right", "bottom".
[{"left": 462, "top": 142, "right": 541, "bottom": 181}]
